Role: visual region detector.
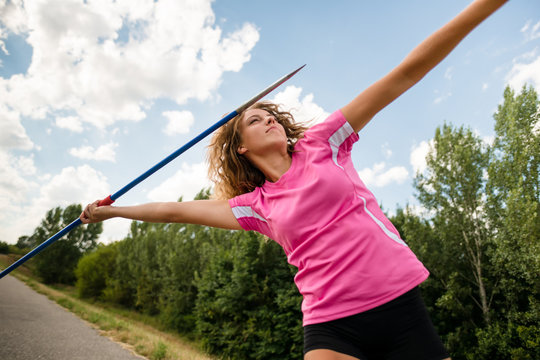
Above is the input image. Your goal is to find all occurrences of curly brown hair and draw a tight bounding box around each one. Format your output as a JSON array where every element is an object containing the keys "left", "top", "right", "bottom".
[{"left": 207, "top": 102, "right": 308, "bottom": 199}]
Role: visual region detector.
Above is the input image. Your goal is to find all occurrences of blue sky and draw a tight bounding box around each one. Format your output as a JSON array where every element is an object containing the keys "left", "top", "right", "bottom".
[{"left": 1, "top": 0, "right": 539, "bottom": 244}]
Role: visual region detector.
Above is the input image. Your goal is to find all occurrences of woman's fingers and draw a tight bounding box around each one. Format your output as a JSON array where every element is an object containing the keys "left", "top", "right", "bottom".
[
  {"left": 80, "top": 206, "right": 90, "bottom": 223},
  {"left": 80, "top": 204, "right": 92, "bottom": 223},
  {"left": 80, "top": 200, "right": 103, "bottom": 223}
]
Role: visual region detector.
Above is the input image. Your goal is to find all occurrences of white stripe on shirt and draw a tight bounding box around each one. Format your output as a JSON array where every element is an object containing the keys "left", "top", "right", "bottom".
[
  {"left": 357, "top": 195, "right": 408, "bottom": 247},
  {"left": 231, "top": 206, "right": 268, "bottom": 223},
  {"left": 328, "top": 120, "right": 355, "bottom": 169}
]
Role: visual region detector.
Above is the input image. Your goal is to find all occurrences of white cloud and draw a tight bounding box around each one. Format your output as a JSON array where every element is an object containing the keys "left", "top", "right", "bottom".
[
  {"left": 521, "top": 20, "right": 540, "bottom": 42},
  {"left": 163, "top": 110, "right": 194, "bottom": 136},
  {"left": 0, "top": 150, "right": 38, "bottom": 204},
  {"left": 36, "top": 165, "right": 110, "bottom": 208},
  {"left": 271, "top": 85, "right": 329, "bottom": 125},
  {"left": 1, "top": 160, "right": 129, "bottom": 244},
  {"left": 14, "top": 154, "right": 37, "bottom": 176},
  {"left": 444, "top": 66, "right": 453, "bottom": 80},
  {"left": 0, "top": 164, "right": 111, "bottom": 244},
  {"left": 357, "top": 162, "right": 409, "bottom": 188},
  {"left": 482, "top": 83, "right": 489, "bottom": 91},
  {"left": 55, "top": 116, "right": 83, "bottom": 133},
  {"left": 410, "top": 140, "right": 433, "bottom": 175},
  {"left": 0, "top": 0, "right": 259, "bottom": 128},
  {"left": 147, "top": 161, "right": 211, "bottom": 202},
  {"left": 0, "top": 104, "right": 34, "bottom": 150},
  {"left": 0, "top": 1, "right": 29, "bottom": 34},
  {"left": 0, "top": 27, "right": 7, "bottom": 56},
  {"left": 382, "top": 142, "right": 393, "bottom": 159},
  {"left": 100, "top": 219, "right": 132, "bottom": 244},
  {"left": 506, "top": 52, "right": 540, "bottom": 92},
  {"left": 0, "top": 0, "right": 259, "bottom": 245},
  {"left": 69, "top": 142, "right": 119, "bottom": 162},
  {"left": 433, "top": 90, "right": 452, "bottom": 104}
]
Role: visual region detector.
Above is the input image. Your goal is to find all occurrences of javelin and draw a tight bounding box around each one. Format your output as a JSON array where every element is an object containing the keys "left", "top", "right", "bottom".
[{"left": 0, "top": 65, "right": 305, "bottom": 280}]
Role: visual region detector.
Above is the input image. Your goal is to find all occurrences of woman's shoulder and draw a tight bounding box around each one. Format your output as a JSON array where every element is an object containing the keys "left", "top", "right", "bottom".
[
  {"left": 303, "top": 109, "right": 359, "bottom": 146},
  {"left": 229, "top": 186, "right": 261, "bottom": 204}
]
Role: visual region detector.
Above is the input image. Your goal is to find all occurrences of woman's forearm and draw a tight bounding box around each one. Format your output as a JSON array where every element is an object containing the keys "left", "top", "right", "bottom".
[{"left": 108, "top": 202, "right": 182, "bottom": 223}]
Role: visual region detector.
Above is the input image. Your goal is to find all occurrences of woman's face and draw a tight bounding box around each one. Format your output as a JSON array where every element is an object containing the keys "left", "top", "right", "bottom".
[{"left": 237, "top": 108, "right": 288, "bottom": 157}]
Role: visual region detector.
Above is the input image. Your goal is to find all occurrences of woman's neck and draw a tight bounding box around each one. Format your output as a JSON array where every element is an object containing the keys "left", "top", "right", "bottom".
[{"left": 249, "top": 151, "right": 292, "bottom": 183}]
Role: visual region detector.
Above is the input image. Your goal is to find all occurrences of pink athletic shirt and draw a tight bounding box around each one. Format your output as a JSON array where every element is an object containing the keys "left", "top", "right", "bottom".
[{"left": 228, "top": 109, "right": 429, "bottom": 326}]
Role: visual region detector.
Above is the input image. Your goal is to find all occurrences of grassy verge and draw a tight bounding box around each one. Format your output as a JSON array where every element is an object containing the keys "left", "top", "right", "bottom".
[{"left": 0, "top": 254, "right": 214, "bottom": 360}]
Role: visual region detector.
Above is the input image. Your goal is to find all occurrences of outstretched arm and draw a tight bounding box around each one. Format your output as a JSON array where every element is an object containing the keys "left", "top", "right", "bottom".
[
  {"left": 80, "top": 199, "right": 243, "bottom": 230},
  {"left": 341, "top": 0, "right": 508, "bottom": 133}
]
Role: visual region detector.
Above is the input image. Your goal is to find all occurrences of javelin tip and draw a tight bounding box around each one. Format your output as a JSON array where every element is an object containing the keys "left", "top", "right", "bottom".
[{"left": 235, "top": 64, "right": 306, "bottom": 113}]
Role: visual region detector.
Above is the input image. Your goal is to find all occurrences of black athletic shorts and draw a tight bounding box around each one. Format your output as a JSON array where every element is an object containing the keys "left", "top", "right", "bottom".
[{"left": 304, "top": 287, "right": 449, "bottom": 360}]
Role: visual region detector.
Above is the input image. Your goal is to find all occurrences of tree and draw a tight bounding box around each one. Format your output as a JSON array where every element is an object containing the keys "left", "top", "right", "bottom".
[
  {"left": 414, "top": 123, "right": 496, "bottom": 330},
  {"left": 16, "top": 235, "right": 33, "bottom": 250},
  {"left": 478, "top": 85, "right": 540, "bottom": 359},
  {"left": 486, "top": 85, "right": 539, "bottom": 294},
  {"left": 29, "top": 204, "right": 102, "bottom": 284},
  {"left": 411, "top": 85, "right": 539, "bottom": 359}
]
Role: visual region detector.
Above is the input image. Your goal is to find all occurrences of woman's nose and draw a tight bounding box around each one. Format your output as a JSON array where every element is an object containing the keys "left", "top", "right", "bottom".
[{"left": 266, "top": 116, "right": 275, "bottom": 125}]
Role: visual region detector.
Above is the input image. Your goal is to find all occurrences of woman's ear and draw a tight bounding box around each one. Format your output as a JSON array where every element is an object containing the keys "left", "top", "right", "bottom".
[{"left": 237, "top": 145, "right": 247, "bottom": 155}]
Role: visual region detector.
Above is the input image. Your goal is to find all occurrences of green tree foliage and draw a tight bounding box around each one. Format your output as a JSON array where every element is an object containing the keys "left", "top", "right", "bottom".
[
  {"left": 29, "top": 204, "right": 102, "bottom": 284},
  {"left": 194, "top": 231, "right": 302, "bottom": 359},
  {"left": 479, "top": 85, "right": 540, "bottom": 360}
]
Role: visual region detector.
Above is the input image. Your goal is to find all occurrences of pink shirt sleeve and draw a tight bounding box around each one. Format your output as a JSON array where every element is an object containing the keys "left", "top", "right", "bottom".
[
  {"left": 303, "top": 110, "right": 359, "bottom": 153},
  {"left": 228, "top": 192, "right": 274, "bottom": 239}
]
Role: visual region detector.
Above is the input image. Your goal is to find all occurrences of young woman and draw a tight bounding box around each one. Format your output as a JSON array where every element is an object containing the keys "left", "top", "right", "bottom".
[{"left": 81, "top": 1, "right": 508, "bottom": 359}]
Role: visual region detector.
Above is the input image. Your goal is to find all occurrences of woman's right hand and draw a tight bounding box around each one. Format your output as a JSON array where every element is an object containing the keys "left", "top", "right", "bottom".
[{"left": 80, "top": 200, "right": 114, "bottom": 224}]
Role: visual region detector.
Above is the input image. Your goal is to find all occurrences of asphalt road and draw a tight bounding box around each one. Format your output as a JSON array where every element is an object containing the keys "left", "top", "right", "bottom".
[{"left": 0, "top": 275, "right": 145, "bottom": 360}]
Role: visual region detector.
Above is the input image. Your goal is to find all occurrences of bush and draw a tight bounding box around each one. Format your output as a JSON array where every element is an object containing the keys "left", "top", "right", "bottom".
[
  {"left": 0, "top": 241, "right": 9, "bottom": 254},
  {"left": 76, "top": 243, "right": 118, "bottom": 299}
]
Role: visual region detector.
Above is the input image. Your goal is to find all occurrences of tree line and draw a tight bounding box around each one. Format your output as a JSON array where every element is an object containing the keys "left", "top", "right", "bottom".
[{"left": 8, "top": 85, "right": 539, "bottom": 359}]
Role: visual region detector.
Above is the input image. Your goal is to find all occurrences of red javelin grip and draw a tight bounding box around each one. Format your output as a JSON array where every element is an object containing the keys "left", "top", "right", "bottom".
[{"left": 98, "top": 195, "right": 115, "bottom": 207}]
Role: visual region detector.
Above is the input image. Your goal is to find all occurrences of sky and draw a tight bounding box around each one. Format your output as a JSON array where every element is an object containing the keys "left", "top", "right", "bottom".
[{"left": 1, "top": 0, "right": 539, "bottom": 245}]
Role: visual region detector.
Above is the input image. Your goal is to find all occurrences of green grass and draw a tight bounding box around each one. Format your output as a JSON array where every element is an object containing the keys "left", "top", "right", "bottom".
[{"left": 152, "top": 341, "right": 168, "bottom": 360}]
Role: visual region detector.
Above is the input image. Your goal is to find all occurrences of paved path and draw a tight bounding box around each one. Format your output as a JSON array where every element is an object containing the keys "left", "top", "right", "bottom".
[{"left": 0, "top": 275, "right": 145, "bottom": 360}]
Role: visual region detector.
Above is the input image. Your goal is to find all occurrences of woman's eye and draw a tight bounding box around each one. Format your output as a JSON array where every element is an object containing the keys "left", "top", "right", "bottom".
[{"left": 249, "top": 119, "right": 259, "bottom": 124}]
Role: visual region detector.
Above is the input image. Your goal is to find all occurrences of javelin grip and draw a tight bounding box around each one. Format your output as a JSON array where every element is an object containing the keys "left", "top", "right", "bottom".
[{"left": 98, "top": 195, "right": 115, "bottom": 207}]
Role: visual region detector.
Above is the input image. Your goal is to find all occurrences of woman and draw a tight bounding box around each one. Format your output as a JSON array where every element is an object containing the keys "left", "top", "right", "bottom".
[{"left": 81, "top": 1, "right": 508, "bottom": 359}]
